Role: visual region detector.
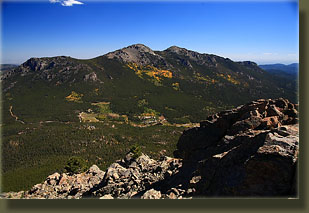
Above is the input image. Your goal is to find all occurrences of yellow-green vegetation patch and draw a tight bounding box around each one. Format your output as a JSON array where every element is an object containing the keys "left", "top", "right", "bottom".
[
  {"left": 77, "top": 102, "right": 113, "bottom": 123},
  {"left": 121, "top": 115, "right": 129, "bottom": 123},
  {"left": 94, "top": 88, "right": 99, "bottom": 95},
  {"left": 108, "top": 114, "right": 128, "bottom": 123},
  {"left": 126, "top": 62, "right": 172, "bottom": 85},
  {"left": 175, "top": 123, "right": 200, "bottom": 128},
  {"left": 141, "top": 107, "right": 160, "bottom": 117},
  {"left": 90, "top": 102, "right": 128, "bottom": 123},
  {"left": 172, "top": 82, "right": 180, "bottom": 90},
  {"left": 217, "top": 73, "right": 240, "bottom": 85},
  {"left": 138, "top": 99, "right": 148, "bottom": 107},
  {"left": 65, "top": 91, "right": 83, "bottom": 103},
  {"left": 136, "top": 107, "right": 163, "bottom": 125},
  {"left": 79, "top": 112, "right": 100, "bottom": 122},
  {"left": 92, "top": 101, "right": 110, "bottom": 106},
  {"left": 92, "top": 102, "right": 112, "bottom": 113},
  {"left": 194, "top": 73, "right": 217, "bottom": 84}
]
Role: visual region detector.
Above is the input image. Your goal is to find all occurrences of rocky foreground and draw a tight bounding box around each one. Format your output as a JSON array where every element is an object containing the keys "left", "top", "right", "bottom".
[{"left": 1, "top": 98, "right": 298, "bottom": 199}]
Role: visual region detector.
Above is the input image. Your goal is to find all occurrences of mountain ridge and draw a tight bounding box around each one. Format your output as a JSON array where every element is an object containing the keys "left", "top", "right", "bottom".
[
  {"left": 1, "top": 43, "right": 297, "bottom": 124},
  {"left": 3, "top": 44, "right": 260, "bottom": 71},
  {"left": 259, "top": 63, "right": 299, "bottom": 75},
  {"left": 2, "top": 45, "right": 296, "bottom": 74},
  {"left": 1, "top": 44, "right": 298, "bottom": 192}
]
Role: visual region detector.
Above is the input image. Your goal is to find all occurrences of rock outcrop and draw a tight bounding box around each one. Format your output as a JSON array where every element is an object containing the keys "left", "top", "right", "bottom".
[
  {"left": 1, "top": 98, "right": 298, "bottom": 199},
  {"left": 105, "top": 44, "right": 169, "bottom": 67},
  {"left": 3, "top": 165, "right": 105, "bottom": 199},
  {"left": 165, "top": 46, "right": 219, "bottom": 67},
  {"left": 174, "top": 98, "right": 298, "bottom": 197},
  {"left": 87, "top": 153, "right": 182, "bottom": 199},
  {"left": 1, "top": 56, "right": 92, "bottom": 90},
  {"left": 2, "top": 154, "right": 183, "bottom": 199}
]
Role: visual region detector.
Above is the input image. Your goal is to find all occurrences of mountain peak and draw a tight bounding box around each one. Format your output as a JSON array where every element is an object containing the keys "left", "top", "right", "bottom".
[
  {"left": 105, "top": 44, "right": 163, "bottom": 65},
  {"left": 237, "top": 61, "right": 258, "bottom": 67},
  {"left": 164, "top": 45, "right": 220, "bottom": 66},
  {"left": 125, "top": 44, "right": 153, "bottom": 52},
  {"left": 165, "top": 46, "right": 188, "bottom": 54}
]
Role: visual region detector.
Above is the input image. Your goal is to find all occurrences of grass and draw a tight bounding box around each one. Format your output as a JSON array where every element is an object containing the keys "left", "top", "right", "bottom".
[{"left": 79, "top": 112, "right": 100, "bottom": 122}]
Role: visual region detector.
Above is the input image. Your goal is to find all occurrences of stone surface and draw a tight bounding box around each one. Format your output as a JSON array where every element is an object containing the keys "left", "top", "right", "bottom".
[
  {"left": 1, "top": 56, "right": 92, "bottom": 90},
  {"left": 100, "top": 194, "right": 114, "bottom": 199},
  {"left": 1, "top": 98, "right": 298, "bottom": 199},
  {"left": 106, "top": 44, "right": 167, "bottom": 67},
  {"left": 174, "top": 98, "right": 298, "bottom": 197},
  {"left": 141, "top": 189, "right": 162, "bottom": 199},
  {"left": 89, "top": 153, "right": 182, "bottom": 199},
  {"left": 3, "top": 165, "right": 105, "bottom": 199}
]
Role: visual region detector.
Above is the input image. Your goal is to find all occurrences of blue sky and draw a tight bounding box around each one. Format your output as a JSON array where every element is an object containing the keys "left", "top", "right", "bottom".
[{"left": 1, "top": 0, "right": 299, "bottom": 65}]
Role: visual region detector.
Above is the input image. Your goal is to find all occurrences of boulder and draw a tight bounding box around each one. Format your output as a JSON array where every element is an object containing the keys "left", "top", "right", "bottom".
[
  {"left": 141, "top": 189, "right": 162, "bottom": 199},
  {"left": 4, "top": 164, "right": 106, "bottom": 199},
  {"left": 90, "top": 153, "right": 182, "bottom": 199}
]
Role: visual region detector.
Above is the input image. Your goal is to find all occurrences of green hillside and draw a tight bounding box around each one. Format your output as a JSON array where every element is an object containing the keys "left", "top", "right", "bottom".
[{"left": 1, "top": 44, "right": 298, "bottom": 192}]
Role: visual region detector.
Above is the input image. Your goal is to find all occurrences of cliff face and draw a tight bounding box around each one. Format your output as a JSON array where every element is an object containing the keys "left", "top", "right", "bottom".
[
  {"left": 174, "top": 98, "right": 298, "bottom": 197},
  {"left": 1, "top": 98, "right": 298, "bottom": 199}
]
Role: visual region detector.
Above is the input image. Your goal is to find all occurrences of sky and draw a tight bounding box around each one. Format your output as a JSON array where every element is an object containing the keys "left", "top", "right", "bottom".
[{"left": 1, "top": 0, "right": 299, "bottom": 65}]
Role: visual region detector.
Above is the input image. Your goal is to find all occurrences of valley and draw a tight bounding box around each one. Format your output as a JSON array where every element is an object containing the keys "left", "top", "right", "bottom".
[{"left": 1, "top": 44, "right": 298, "bottom": 192}]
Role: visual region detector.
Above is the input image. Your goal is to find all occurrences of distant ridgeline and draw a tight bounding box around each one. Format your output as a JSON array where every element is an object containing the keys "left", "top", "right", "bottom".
[
  {"left": 1, "top": 44, "right": 298, "bottom": 192},
  {"left": 259, "top": 63, "right": 298, "bottom": 76},
  {"left": 1, "top": 44, "right": 298, "bottom": 124}
]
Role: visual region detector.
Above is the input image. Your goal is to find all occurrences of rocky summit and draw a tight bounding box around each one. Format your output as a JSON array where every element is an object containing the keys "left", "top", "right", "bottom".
[
  {"left": 1, "top": 98, "right": 298, "bottom": 199},
  {"left": 105, "top": 44, "right": 167, "bottom": 66}
]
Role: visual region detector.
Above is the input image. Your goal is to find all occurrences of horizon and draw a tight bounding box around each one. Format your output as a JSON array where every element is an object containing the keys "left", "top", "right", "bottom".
[
  {"left": 0, "top": 43, "right": 299, "bottom": 66},
  {"left": 1, "top": 0, "right": 299, "bottom": 65}
]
